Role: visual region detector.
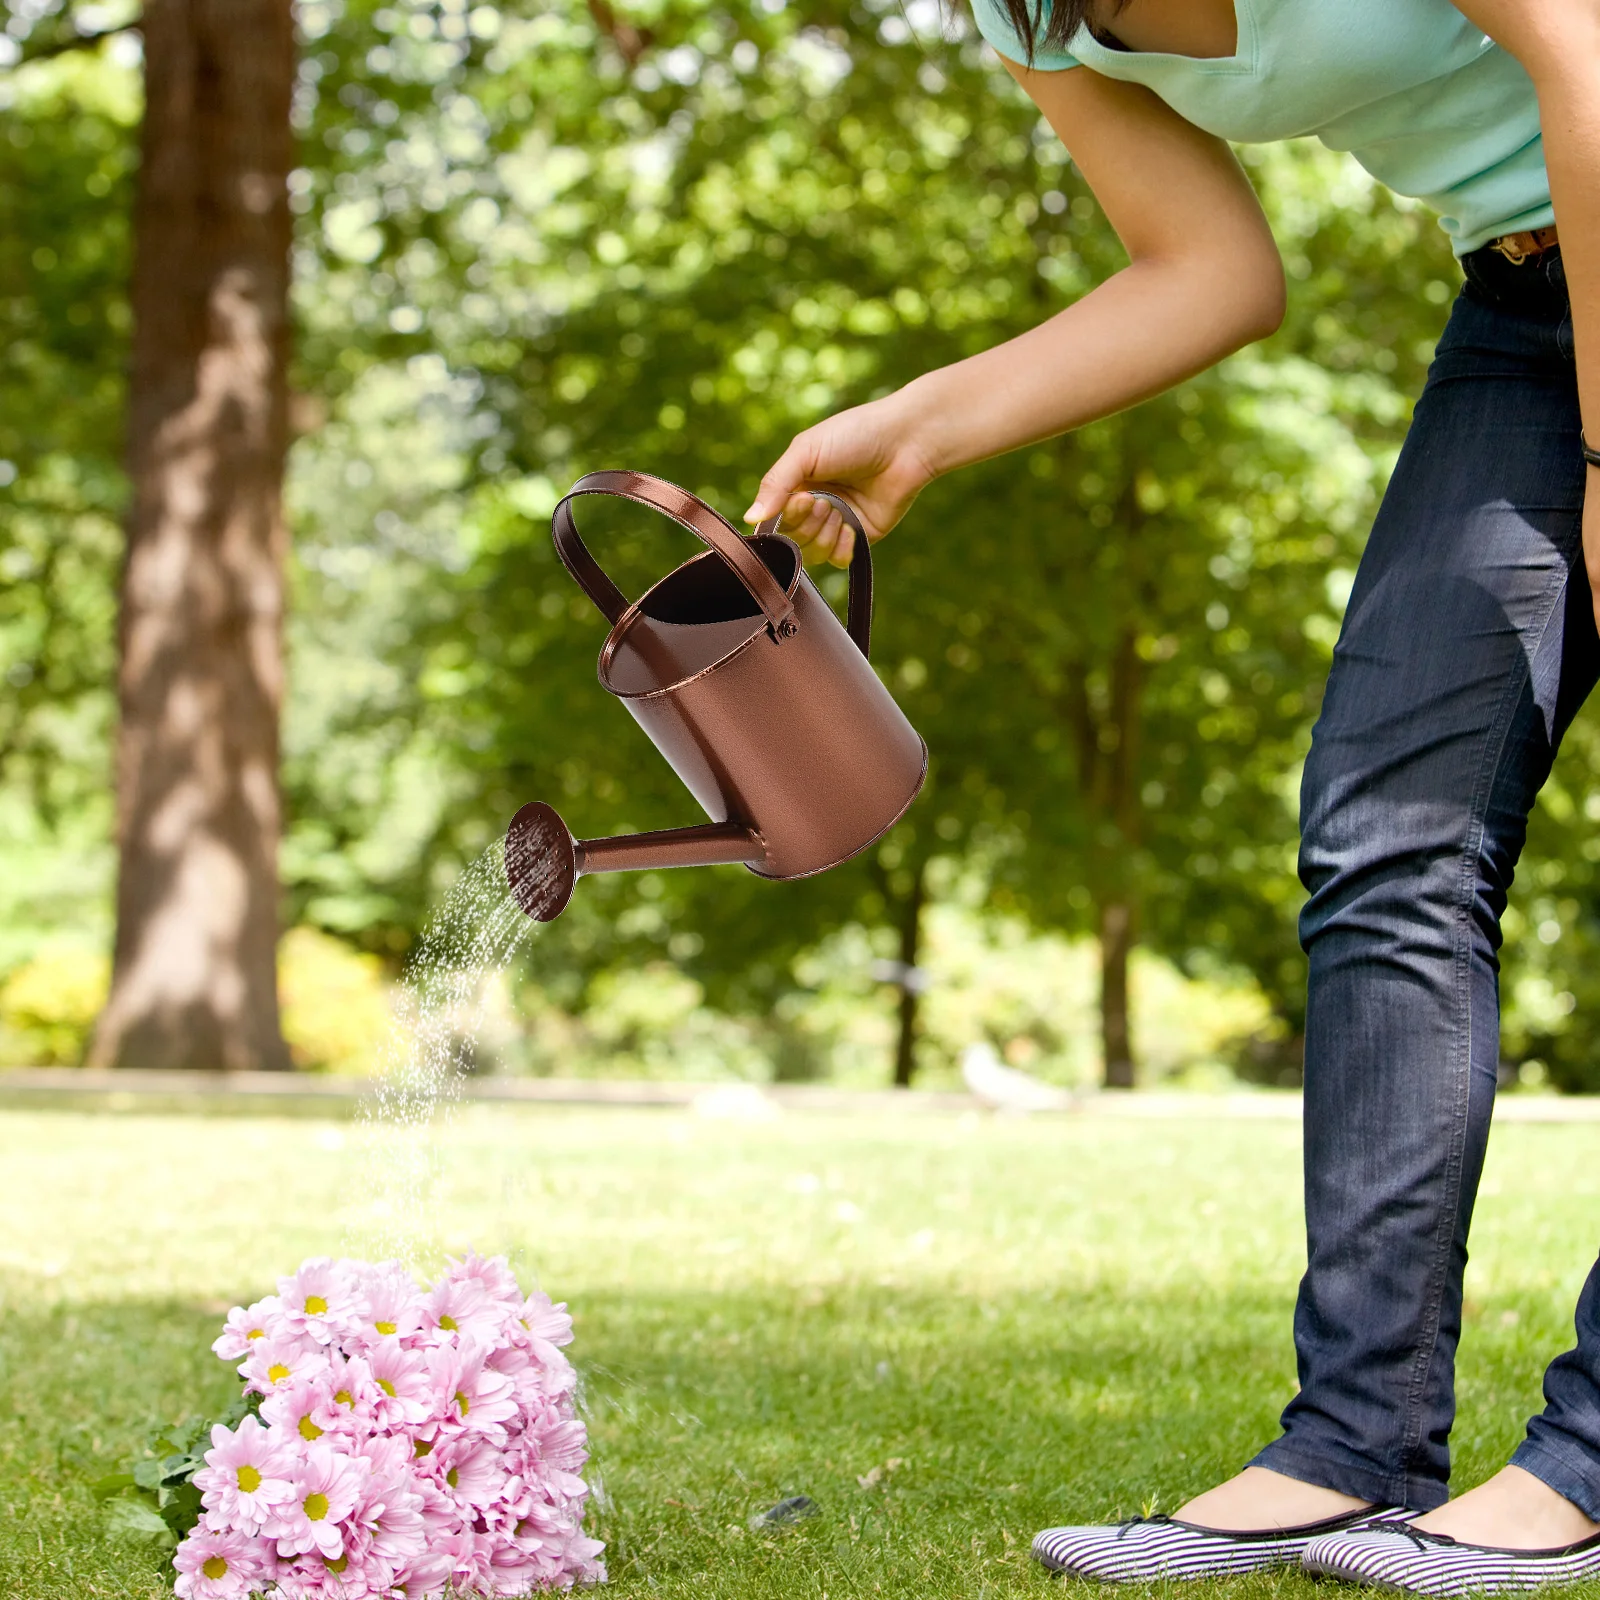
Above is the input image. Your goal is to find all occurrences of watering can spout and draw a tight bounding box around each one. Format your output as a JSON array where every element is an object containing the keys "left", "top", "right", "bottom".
[{"left": 505, "top": 801, "right": 764, "bottom": 922}]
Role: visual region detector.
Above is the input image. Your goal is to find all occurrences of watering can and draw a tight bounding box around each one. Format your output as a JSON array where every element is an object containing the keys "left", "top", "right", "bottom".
[{"left": 505, "top": 470, "right": 927, "bottom": 921}]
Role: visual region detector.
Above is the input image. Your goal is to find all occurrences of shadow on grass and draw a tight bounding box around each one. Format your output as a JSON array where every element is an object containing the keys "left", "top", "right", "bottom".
[{"left": 0, "top": 1281, "right": 1564, "bottom": 1600}]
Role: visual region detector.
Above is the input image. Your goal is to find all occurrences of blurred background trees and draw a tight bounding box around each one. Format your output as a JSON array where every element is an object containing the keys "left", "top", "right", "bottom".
[{"left": 2, "top": 0, "right": 1596, "bottom": 1090}]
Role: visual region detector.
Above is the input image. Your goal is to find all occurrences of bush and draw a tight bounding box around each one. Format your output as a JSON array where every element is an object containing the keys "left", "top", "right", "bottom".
[
  {"left": 278, "top": 927, "right": 393, "bottom": 1074},
  {"left": 0, "top": 945, "right": 110, "bottom": 1065}
]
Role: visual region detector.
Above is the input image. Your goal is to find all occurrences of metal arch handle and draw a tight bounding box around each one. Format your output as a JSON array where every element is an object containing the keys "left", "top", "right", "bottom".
[{"left": 552, "top": 470, "right": 799, "bottom": 640}]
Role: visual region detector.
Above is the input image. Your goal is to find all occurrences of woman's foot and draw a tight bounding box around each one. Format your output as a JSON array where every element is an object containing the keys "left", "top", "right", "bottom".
[
  {"left": 1301, "top": 1468, "right": 1600, "bottom": 1594},
  {"left": 1176, "top": 1465, "right": 1373, "bottom": 1531},
  {"left": 1031, "top": 1467, "right": 1394, "bottom": 1582},
  {"left": 1410, "top": 1466, "right": 1599, "bottom": 1549}
]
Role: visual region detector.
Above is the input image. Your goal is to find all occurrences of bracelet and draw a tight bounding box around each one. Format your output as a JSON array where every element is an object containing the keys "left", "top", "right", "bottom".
[{"left": 1584, "top": 431, "right": 1600, "bottom": 469}]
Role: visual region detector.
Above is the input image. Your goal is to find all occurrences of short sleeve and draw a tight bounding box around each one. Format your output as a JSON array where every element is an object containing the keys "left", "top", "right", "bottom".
[{"left": 967, "top": 0, "right": 1081, "bottom": 70}]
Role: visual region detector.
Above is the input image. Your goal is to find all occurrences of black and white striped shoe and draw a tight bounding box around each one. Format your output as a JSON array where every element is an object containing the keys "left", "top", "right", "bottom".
[
  {"left": 1302, "top": 1521, "right": 1600, "bottom": 1595},
  {"left": 1032, "top": 1506, "right": 1405, "bottom": 1582}
]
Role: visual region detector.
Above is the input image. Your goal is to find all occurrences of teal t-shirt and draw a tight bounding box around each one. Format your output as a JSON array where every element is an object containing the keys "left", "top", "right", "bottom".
[{"left": 968, "top": 0, "right": 1552, "bottom": 255}]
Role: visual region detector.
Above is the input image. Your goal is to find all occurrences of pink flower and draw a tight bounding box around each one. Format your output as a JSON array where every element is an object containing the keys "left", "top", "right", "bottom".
[
  {"left": 260, "top": 1372, "right": 336, "bottom": 1446},
  {"left": 211, "top": 1296, "right": 284, "bottom": 1362},
  {"left": 193, "top": 1417, "right": 295, "bottom": 1535},
  {"left": 423, "top": 1434, "right": 509, "bottom": 1514},
  {"left": 517, "top": 1291, "right": 574, "bottom": 1350},
  {"left": 362, "top": 1340, "right": 431, "bottom": 1430},
  {"left": 277, "top": 1258, "right": 363, "bottom": 1347},
  {"left": 270, "top": 1549, "right": 391, "bottom": 1599},
  {"left": 517, "top": 1407, "right": 591, "bottom": 1496},
  {"left": 347, "top": 1261, "right": 425, "bottom": 1351},
  {"left": 426, "top": 1340, "right": 519, "bottom": 1442},
  {"left": 445, "top": 1251, "right": 524, "bottom": 1309},
  {"left": 346, "top": 1434, "right": 427, "bottom": 1574},
  {"left": 240, "top": 1337, "right": 329, "bottom": 1398},
  {"left": 421, "top": 1275, "right": 506, "bottom": 1345},
  {"left": 270, "top": 1440, "right": 369, "bottom": 1561},
  {"left": 309, "top": 1352, "right": 383, "bottom": 1436},
  {"left": 173, "top": 1526, "right": 271, "bottom": 1599}
]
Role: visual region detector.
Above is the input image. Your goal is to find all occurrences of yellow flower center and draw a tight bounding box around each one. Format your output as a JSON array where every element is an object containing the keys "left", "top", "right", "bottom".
[
  {"left": 247, "top": 1328, "right": 266, "bottom": 1341},
  {"left": 377, "top": 1378, "right": 396, "bottom": 1397},
  {"left": 304, "top": 1295, "right": 328, "bottom": 1315},
  {"left": 375, "top": 1320, "right": 397, "bottom": 1336},
  {"left": 203, "top": 1556, "right": 229, "bottom": 1580},
  {"left": 413, "top": 1439, "right": 432, "bottom": 1459},
  {"left": 326, "top": 1554, "right": 348, "bottom": 1574},
  {"left": 456, "top": 1390, "right": 470, "bottom": 1416},
  {"left": 298, "top": 1415, "right": 323, "bottom": 1442},
  {"left": 438, "top": 1314, "right": 458, "bottom": 1331},
  {"left": 447, "top": 1468, "right": 460, "bottom": 1488},
  {"left": 335, "top": 1389, "right": 354, "bottom": 1409},
  {"left": 304, "top": 1492, "right": 330, "bottom": 1522},
  {"left": 267, "top": 1363, "right": 291, "bottom": 1384},
  {"left": 236, "top": 1465, "right": 262, "bottom": 1494}
]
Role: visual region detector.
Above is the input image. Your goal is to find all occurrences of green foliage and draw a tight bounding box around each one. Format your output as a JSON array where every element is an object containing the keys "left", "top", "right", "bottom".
[
  {"left": 6, "top": 0, "right": 1600, "bottom": 1085},
  {"left": 93, "top": 1402, "right": 258, "bottom": 1554}
]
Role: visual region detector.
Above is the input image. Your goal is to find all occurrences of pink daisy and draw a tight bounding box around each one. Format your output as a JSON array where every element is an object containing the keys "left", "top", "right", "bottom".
[
  {"left": 173, "top": 1526, "right": 271, "bottom": 1599},
  {"left": 260, "top": 1372, "right": 335, "bottom": 1445},
  {"left": 362, "top": 1340, "right": 431, "bottom": 1430},
  {"left": 347, "top": 1261, "right": 425, "bottom": 1351},
  {"left": 426, "top": 1340, "right": 519, "bottom": 1442},
  {"left": 241, "top": 1337, "right": 329, "bottom": 1398},
  {"left": 424, "top": 1434, "right": 509, "bottom": 1514},
  {"left": 444, "top": 1250, "right": 524, "bottom": 1309},
  {"left": 270, "top": 1440, "right": 369, "bottom": 1561},
  {"left": 276, "top": 1258, "right": 363, "bottom": 1347},
  {"left": 211, "top": 1296, "right": 284, "bottom": 1362},
  {"left": 193, "top": 1416, "right": 295, "bottom": 1535},
  {"left": 309, "top": 1352, "right": 383, "bottom": 1436},
  {"left": 517, "top": 1290, "right": 574, "bottom": 1350},
  {"left": 420, "top": 1275, "right": 506, "bottom": 1345}
]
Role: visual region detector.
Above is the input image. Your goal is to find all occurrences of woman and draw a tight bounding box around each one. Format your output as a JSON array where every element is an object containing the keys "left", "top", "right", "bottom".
[{"left": 744, "top": 0, "right": 1600, "bottom": 1592}]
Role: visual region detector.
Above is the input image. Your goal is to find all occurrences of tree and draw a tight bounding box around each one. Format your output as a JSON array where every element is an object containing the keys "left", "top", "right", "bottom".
[{"left": 87, "top": 0, "right": 297, "bottom": 1070}]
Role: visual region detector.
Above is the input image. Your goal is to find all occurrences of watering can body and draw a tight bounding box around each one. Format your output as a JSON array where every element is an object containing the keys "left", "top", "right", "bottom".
[{"left": 506, "top": 470, "right": 926, "bottom": 920}]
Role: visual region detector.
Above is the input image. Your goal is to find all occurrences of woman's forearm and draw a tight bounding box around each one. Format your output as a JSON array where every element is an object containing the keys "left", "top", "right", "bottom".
[{"left": 883, "top": 245, "right": 1285, "bottom": 480}]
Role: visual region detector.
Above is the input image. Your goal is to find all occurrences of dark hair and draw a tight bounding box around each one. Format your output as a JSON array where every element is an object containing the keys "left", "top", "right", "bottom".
[{"left": 995, "top": 0, "right": 1122, "bottom": 63}]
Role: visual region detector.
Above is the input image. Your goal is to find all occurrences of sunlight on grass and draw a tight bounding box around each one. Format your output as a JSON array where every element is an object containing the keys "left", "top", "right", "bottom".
[{"left": 2, "top": 1107, "right": 1596, "bottom": 1598}]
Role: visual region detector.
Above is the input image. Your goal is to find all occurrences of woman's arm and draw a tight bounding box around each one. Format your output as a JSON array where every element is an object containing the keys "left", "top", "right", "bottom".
[
  {"left": 746, "top": 64, "right": 1285, "bottom": 564},
  {"left": 1446, "top": 0, "right": 1600, "bottom": 624}
]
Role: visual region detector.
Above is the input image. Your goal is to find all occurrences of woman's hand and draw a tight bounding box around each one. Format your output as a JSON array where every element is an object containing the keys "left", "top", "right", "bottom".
[{"left": 742, "top": 393, "right": 938, "bottom": 567}]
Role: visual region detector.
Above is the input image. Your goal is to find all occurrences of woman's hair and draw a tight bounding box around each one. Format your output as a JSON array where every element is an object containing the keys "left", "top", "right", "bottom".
[{"left": 994, "top": 0, "right": 1122, "bottom": 62}]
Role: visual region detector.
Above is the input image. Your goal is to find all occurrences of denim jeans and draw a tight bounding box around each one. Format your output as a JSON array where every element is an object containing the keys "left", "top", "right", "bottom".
[{"left": 1249, "top": 245, "right": 1600, "bottom": 1518}]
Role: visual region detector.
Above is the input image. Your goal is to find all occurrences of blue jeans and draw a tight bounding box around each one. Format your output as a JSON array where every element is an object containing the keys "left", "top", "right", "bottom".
[{"left": 1250, "top": 246, "right": 1600, "bottom": 1518}]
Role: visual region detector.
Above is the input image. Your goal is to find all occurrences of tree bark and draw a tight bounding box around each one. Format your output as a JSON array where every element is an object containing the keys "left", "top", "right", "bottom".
[
  {"left": 1099, "top": 898, "right": 1136, "bottom": 1089},
  {"left": 891, "top": 860, "right": 926, "bottom": 1089},
  {"left": 88, "top": 0, "right": 295, "bottom": 1071}
]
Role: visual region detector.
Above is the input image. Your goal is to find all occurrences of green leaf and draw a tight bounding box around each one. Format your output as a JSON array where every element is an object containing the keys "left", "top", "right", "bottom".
[
  {"left": 88, "top": 1472, "right": 136, "bottom": 1501},
  {"left": 158, "top": 1480, "right": 203, "bottom": 1538},
  {"left": 103, "top": 1496, "right": 178, "bottom": 1549},
  {"left": 131, "top": 1459, "right": 163, "bottom": 1492}
]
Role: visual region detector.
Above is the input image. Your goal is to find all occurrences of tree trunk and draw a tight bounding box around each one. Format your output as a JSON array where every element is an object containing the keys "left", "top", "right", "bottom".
[
  {"left": 88, "top": 0, "right": 295, "bottom": 1071},
  {"left": 890, "top": 860, "right": 926, "bottom": 1088},
  {"left": 1099, "top": 898, "right": 1136, "bottom": 1089}
]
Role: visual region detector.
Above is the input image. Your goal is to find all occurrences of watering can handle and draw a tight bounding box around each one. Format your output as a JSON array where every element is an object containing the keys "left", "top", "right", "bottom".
[{"left": 551, "top": 471, "right": 874, "bottom": 655}]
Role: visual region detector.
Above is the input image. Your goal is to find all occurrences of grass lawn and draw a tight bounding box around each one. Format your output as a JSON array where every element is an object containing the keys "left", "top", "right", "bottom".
[{"left": 2, "top": 1103, "right": 1599, "bottom": 1599}]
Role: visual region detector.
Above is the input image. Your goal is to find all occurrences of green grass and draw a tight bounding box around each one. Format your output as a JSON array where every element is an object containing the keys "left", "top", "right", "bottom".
[{"left": 3, "top": 1105, "right": 1599, "bottom": 1598}]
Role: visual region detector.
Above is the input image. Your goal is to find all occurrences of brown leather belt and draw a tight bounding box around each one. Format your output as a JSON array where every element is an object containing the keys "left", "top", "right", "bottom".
[{"left": 1488, "top": 224, "right": 1559, "bottom": 265}]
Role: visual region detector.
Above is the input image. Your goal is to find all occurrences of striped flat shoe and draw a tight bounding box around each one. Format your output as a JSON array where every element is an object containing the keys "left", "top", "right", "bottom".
[
  {"left": 1032, "top": 1506, "right": 1405, "bottom": 1582},
  {"left": 1302, "top": 1522, "right": 1600, "bottom": 1595}
]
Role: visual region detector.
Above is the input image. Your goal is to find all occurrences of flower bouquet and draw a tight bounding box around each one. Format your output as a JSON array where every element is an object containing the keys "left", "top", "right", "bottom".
[{"left": 112, "top": 1253, "right": 605, "bottom": 1599}]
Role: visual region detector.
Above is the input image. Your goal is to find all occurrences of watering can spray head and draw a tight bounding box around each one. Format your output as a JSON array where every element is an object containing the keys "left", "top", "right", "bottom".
[
  {"left": 505, "top": 472, "right": 926, "bottom": 922},
  {"left": 505, "top": 800, "right": 764, "bottom": 923}
]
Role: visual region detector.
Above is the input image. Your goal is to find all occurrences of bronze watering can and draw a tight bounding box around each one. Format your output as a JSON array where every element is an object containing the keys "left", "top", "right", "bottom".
[{"left": 505, "top": 470, "right": 927, "bottom": 921}]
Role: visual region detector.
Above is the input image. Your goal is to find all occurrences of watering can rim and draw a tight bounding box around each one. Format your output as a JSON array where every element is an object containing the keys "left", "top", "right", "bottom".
[{"left": 596, "top": 530, "right": 806, "bottom": 702}]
